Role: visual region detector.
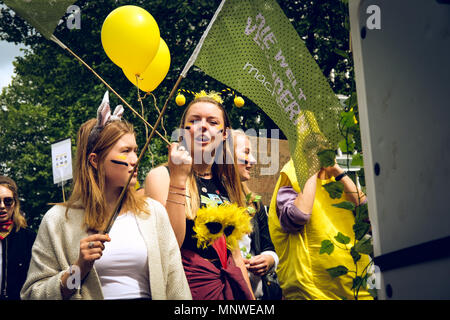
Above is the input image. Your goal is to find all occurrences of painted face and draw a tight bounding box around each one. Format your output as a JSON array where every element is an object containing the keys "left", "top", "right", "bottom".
[
  {"left": 103, "top": 133, "right": 138, "bottom": 189},
  {"left": 0, "top": 185, "right": 15, "bottom": 223},
  {"left": 183, "top": 102, "right": 227, "bottom": 162},
  {"left": 234, "top": 134, "right": 256, "bottom": 182}
]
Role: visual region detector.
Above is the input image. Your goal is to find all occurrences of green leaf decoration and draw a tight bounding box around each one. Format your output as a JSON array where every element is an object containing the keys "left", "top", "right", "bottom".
[
  {"left": 350, "top": 246, "right": 361, "bottom": 263},
  {"left": 332, "top": 201, "right": 355, "bottom": 211},
  {"left": 338, "top": 136, "right": 355, "bottom": 153},
  {"left": 253, "top": 195, "right": 262, "bottom": 203},
  {"left": 326, "top": 265, "right": 348, "bottom": 278},
  {"left": 353, "top": 221, "right": 370, "bottom": 240},
  {"left": 351, "top": 153, "right": 364, "bottom": 166},
  {"left": 361, "top": 274, "right": 369, "bottom": 289},
  {"left": 319, "top": 240, "right": 335, "bottom": 255},
  {"left": 323, "top": 181, "right": 345, "bottom": 199},
  {"left": 351, "top": 276, "right": 363, "bottom": 290},
  {"left": 354, "top": 236, "right": 373, "bottom": 255},
  {"left": 247, "top": 206, "right": 256, "bottom": 215},
  {"left": 334, "top": 232, "right": 351, "bottom": 245},
  {"left": 355, "top": 203, "right": 369, "bottom": 223},
  {"left": 245, "top": 192, "right": 253, "bottom": 204},
  {"left": 317, "top": 149, "right": 336, "bottom": 167}
]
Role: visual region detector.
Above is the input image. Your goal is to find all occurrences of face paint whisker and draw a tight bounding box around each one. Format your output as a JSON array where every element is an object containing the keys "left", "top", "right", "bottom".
[{"left": 111, "top": 159, "right": 128, "bottom": 167}]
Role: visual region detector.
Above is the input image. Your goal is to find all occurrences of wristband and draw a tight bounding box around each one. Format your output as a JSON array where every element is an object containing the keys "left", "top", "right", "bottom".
[{"left": 335, "top": 172, "right": 347, "bottom": 181}]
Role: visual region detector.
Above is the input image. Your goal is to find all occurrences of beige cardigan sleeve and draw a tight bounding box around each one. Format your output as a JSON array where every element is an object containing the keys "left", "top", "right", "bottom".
[{"left": 20, "top": 206, "right": 102, "bottom": 300}]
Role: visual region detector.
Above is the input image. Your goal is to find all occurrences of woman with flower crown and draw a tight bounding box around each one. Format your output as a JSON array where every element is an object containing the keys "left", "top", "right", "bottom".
[
  {"left": 145, "top": 91, "right": 254, "bottom": 300},
  {"left": 20, "top": 92, "right": 191, "bottom": 300}
]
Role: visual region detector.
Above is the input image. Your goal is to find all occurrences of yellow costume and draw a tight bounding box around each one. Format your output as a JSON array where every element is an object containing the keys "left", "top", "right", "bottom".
[{"left": 268, "top": 159, "right": 372, "bottom": 300}]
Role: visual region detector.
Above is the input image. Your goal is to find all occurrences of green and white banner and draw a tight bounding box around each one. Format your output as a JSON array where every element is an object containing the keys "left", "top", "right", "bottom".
[
  {"left": 193, "top": 0, "right": 343, "bottom": 188},
  {"left": 3, "top": 0, "right": 77, "bottom": 39}
]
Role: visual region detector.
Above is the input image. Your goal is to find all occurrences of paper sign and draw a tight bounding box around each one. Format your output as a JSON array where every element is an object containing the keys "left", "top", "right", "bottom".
[{"left": 51, "top": 138, "right": 73, "bottom": 184}]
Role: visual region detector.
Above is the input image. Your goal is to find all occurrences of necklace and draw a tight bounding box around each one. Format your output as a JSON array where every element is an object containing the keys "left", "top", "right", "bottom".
[{"left": 194, "top": 171, "right": 212, "bottom": 177}]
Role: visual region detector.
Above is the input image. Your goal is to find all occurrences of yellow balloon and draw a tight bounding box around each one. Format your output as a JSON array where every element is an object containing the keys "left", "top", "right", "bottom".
[
  {"left": 123, "top": 38, "right": 171, "bottom": 92},
  {"left": 101, "top": 5, "right": 160, "bottom": 75}
]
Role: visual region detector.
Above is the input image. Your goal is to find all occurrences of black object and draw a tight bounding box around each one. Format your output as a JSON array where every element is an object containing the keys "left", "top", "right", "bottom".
[{"left": 335, "top": 172, "right": 347, "bottom": 181}]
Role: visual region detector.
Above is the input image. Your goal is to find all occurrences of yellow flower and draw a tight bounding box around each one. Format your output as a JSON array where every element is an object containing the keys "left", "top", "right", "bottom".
[{"left": 193, "top": 203, "right": 253, "bottom": 250}]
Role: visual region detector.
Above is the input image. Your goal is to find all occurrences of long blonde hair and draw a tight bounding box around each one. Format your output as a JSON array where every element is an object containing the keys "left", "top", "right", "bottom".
[
  {"left": 65, "top": 119, "right": 149, "bottom": 231},
  {"left": 0, "top": 176, "right": 27, "bottom": 231},
  {"left": 178, "top": 96, "right": 245, "bottom": 219}
]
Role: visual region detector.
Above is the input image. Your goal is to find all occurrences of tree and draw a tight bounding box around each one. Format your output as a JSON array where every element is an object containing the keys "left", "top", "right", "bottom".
[{"left": 0, "top": 0, "right": 353, "bottom": 230}]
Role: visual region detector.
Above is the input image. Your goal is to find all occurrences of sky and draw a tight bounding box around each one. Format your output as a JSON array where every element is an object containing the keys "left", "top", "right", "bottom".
[{"left": 0, "top": 40, "right": 27, "bottom": 90}]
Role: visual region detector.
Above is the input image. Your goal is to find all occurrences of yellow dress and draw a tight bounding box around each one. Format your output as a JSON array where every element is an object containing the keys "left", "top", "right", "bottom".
[{"left": 268, "top": 159, "right": 373, "bottom": 300}]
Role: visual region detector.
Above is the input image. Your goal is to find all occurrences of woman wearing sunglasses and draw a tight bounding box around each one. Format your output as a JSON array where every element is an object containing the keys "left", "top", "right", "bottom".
[{"left": 0, "top": 175, "right": 36, "bottom": 300}]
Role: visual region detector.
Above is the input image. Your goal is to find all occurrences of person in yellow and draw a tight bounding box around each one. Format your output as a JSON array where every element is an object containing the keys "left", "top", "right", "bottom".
[{"left": 268, "top": 159, "right": 373, "bottom": 300}]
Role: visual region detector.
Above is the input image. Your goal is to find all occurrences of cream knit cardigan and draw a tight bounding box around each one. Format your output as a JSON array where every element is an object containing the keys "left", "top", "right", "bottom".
[{"left": 20, "top": 199, "right": 192, "bottom": 300}]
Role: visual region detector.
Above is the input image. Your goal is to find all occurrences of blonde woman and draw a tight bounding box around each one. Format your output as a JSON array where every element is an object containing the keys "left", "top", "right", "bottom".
[
  {"left": 232, "top": 130, "right": 281, "bottom": 300},
  {"left": 21, "top": 92, "right": 191, "bottom": 300},
  {"left": 145, "top": 91, "right": 254, "bottom": 300},
  {"left": 0, "top": 175, "right": 36, "bottom": 300}
]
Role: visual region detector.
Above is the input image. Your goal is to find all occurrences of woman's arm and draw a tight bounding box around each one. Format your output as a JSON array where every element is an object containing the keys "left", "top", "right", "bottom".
[
  {"left": 293, "top": 172, "right": 318, "bottom": 214},
  {"left": 275, "top": 172, "right": 318, "bottom": 233},
  {"left": 145, "top": 143, "right": 192, "bottom": 247},
  {"left": 324, "top": 164, "right": 366, "bottom": 206}
]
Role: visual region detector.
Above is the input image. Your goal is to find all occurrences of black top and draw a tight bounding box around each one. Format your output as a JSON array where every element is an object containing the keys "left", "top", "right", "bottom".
[
  {"left": 1, "top": 227, "right": 36, "bottom": 300},
  {"left": 165, "top": 166, "right": 231, "bottom": 269},
  {"left": 249, "top": 203, "right": 276, "bottom": 256}
]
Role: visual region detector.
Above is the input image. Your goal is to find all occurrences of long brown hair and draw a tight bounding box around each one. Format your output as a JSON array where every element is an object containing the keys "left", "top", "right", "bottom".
[
  {"left": 178, "top": 96, "right": 245, "bottom": 219},
  {"left": 65, "top": 118, "right": 149, "bottom": 231},
  {"left": 0, "top": 175, "right": 27, "bottom": 231}
]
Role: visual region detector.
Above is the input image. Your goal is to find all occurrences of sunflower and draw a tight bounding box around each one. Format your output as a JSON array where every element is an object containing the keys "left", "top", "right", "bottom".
[{"left": 193, "top": 202, "right": 252, "bottom": 250}]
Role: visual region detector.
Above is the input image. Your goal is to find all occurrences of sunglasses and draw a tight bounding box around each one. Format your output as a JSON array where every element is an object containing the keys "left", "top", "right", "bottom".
[{"left": 0, "top": 197, "right": 14, "bottom": 208}]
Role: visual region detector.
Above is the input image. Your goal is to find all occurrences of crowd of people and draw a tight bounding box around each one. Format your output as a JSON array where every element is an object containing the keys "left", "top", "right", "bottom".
[{"left": 0, "top": 90, "right": 371, "bottom": 300}]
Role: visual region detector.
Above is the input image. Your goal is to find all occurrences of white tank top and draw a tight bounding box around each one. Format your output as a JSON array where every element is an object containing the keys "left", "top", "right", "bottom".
[{"left": 95, "top": 212, "right": 151, "bottom": 299}]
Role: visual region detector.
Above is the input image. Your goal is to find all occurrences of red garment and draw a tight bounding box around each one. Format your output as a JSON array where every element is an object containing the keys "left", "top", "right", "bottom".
[
  {"left": 181, "top": 248, "right": 253, "bottom": 300},
  {"left": 0, "top": 219, "right": 13, "bottom": 240}
]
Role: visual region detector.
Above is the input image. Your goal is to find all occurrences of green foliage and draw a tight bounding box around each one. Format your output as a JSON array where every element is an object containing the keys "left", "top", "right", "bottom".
[
  {"left": 355, "top": 203, "right": 369, "bottom": 222},
  {"left": 326, "top": 265, "right": 348, "bottom": 278},
  {"left": 332, "top": 201, "right": 355, "bottom": 211},
  {"left": 353, "top": 221, "right": 370, "bottom": 241},
  {"left": 322, "top": 181, "right": 344, "bottom": 199},
  {"left": 350, "top": 246, "right": 361, "bottom": 264},
  {"left": 351, "top": 153, "right": 364, "bottom": 167},
  {"left": 317, "top": 149, "right": 336, "bottom": 168},
  {"left": 334, "top": 232, "right": 350, "bottom": 245},
  {"left": 354, "top": 236, "right": 373, "bottom": 255},
  {"left": 319, "top": 239, "right": 334, "bottom": 255}
]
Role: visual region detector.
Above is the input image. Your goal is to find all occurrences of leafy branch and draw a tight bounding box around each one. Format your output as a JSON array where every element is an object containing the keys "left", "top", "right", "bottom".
[{"left": 316, "top": 90, "right": 377, "bottom": 300}]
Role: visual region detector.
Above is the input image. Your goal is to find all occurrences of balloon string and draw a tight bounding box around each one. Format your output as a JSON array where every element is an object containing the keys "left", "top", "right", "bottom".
[
  {"left": 149, "top": 92, "right": 168, "bottom": 141},
  {"left": 51, "top": 36, "right": 170, "bottom": 146},
  {"left": 136, "top": 75, "right": 149, "bottom": 141}
]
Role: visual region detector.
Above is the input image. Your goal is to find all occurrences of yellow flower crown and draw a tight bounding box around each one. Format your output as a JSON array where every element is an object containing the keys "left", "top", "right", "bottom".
[
  {"left": 175, "top": 88, "right": 245, "bottom": 108},
  {"left": 193, "top": 202, "right": 252, "bottom": 250}
]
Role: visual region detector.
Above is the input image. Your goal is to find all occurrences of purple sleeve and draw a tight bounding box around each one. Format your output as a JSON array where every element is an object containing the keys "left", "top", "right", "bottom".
[{"left": 276, "top": 186, "right": 311, "bottom": 233}]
